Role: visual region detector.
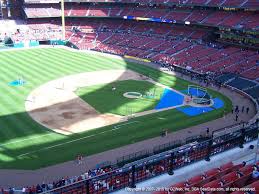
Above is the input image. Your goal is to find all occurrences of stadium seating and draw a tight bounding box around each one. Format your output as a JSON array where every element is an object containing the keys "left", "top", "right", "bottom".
[
  {"left": 13, "top": 17, "right": 258, "bottom": 81},
  {"left": 22, "top": 0, "right": 259, "bottom": 8},
  {"left": 152, "top": 162, "right": 258, "bottom": 194},
  {"left": 23, "top": 4, "right": 259, "bottom": 30},
  {"left": 0, "top": 120, "right": 257, "bottom": 193},
  {"left": 0, "top": 0, "right": 257, "bottom": 193}
]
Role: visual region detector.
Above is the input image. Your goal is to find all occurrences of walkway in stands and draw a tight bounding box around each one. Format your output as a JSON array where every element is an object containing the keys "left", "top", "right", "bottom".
[{"left": 0, "top": 60, "right": 257, "bottom": 188}]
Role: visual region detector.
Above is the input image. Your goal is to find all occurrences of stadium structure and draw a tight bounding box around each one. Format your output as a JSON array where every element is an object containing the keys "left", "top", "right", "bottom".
[{"left": 0, "top": 0, "right": 258, "bottom": 193}]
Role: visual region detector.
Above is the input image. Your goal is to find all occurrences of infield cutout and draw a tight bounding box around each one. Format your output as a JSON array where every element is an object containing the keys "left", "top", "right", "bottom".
[{"left": 25, "top": 70, "right": 147, "bottom": 135}]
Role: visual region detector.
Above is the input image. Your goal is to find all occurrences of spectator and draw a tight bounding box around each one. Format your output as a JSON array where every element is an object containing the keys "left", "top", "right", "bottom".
[
  {"left": 146, "top": 168, "right": 151, "bottom": 176},
  {"left": 21, "top": 187, "right": 26, "bottom": 193},
  {"left": 235, "top": 105, "right": 239, "bottom": 113},
  {"left": 246, "top": 107, "right": 249, "bottom": 114},
  {"left": 77, "top": 155, "right": 83, "bottom": 165},
  {"left": 8, "top": 188, "right": 14, "bottom": 194},
  {"left": 223, "top": 110, "right": 226, "bottom": 119},
  {"left": 235, "top": 114, "right": 239, "bottom": 122},
  {"left": 206, "top": 127, "right": 210, "bottom": 136},
  {"left": 241, "top": 106, "right": 244, "bottom": 113},
  {"left": 252, "top": 166, "right": 259, "bottom": 179},
  {"left": 36, "top": 184, "right": 42, "bottom": 193}
]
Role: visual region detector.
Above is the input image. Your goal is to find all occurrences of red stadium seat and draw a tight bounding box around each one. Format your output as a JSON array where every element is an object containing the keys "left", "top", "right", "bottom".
[
  {"left": 220, "top": 162, "right": 234, "bottom": 171},
  {"left": 170, "top": 181, "right": 186, "bottom": 188},
  {"left": 203, "top": 179, "right": 222, "bottom": 189},
  {"left": 246, "top": 179, "right": 259, "bottom": 191},
  {"left": 221, "top": 172, "right": 239, "bottom": 184},
  {"left": 187, "top": 174, "right": 204, "bottom": 185},
  {"left": 239, "top": 165, "right": 254, "bottom": 175},
  {"left": 169, "top": 181, "right": 186, "bottom": 194},
  {"left": 185, "top": 192, "right": 202, "bottom": 194},
  {"left": 231, "top": 179, "right": 259, "bottom": 194},
  {"left": 204, "top": 168, "right": 220, "bottom": 178}
]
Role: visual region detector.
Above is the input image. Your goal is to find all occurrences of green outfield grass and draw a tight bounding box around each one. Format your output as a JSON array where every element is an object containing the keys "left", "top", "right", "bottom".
[
  {"left": 0, "top": 48, "right": 232, "bottom": 169},
  {"left": 76, "top": 80, "right": 165, "bottom": 115}
]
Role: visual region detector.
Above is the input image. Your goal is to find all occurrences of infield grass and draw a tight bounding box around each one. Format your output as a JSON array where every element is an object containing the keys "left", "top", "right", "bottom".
[{"left": 76, "top": 80, "right": 165, "bottom": 115}]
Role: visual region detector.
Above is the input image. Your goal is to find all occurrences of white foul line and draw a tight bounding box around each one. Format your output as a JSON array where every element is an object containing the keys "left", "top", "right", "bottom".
[
  {"left": 113, "top": 121, "right": 140, "bottom": 129},
  {"left": 18, "top": 121, "right": 141, "bottom": 157}
]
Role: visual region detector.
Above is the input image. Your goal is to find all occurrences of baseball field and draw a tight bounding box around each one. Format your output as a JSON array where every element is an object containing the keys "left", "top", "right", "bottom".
[{"left": 0, "top": 47, "right": 232, "bottom": 170}]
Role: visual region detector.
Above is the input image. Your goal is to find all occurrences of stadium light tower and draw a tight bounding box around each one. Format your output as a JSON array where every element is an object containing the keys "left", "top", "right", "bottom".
[{"left": 61, "top": 0, "right": 66, "bottom": 40}]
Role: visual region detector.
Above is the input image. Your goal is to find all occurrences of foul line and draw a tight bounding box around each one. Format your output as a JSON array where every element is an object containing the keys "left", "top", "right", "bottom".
[
  {"left": 113, "top": 121, "right": 140, "bottom": 129},
  {"left": 18, "top": 121, "right": 141, "bottom": 157}
]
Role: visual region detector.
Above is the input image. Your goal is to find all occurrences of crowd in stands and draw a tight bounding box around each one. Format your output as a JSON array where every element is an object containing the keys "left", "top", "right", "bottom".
[
  {"left": 1, "top": 166, "right": 114, "bottom": 193},
  {"left": 23, "top": 4, "right": 259, "bottom": 30},
  {"left": 6, "top": 20, "right": 63, "bottom": 42},
  {"left": 0, "top": 158, "right": 173, "bottom": 193}
]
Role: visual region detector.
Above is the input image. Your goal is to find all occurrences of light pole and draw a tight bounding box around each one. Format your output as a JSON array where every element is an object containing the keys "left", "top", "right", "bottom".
[{"left": 61, "top": 0, "right": 65, "bottom": 40}]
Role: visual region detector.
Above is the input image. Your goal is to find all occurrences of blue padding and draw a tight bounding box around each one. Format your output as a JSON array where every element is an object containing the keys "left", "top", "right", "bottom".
[
  {"left": 212, "top": 98, "right": 224, "bottom": 109},
  {"left": 177, "top": 106, "right": 214, "bottom": 116},
  {"left": 155, "top": 89, "right": 184, "bottom": 110}
]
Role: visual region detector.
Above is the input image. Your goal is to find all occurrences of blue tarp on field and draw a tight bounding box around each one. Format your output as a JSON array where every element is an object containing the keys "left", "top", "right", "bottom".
[
  {"left": 155, "top": 89, "right": 184, "bottom": 110},
  {"left": 176, "top": 98, "right": 224, "bottom": 116},
  {"left": 177, "top": 106, "right": 214, "bottom": 116},
  {"left": 9, "top": 79, "right": 26, "bottom": 86},
  {"left": 212, "top": 98, "right": 224, "bottom": 109}
]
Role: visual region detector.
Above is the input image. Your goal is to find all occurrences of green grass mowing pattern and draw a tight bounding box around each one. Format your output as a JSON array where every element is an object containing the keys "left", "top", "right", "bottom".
[
  {"left": 0, "top": 48, "right": 127, "bottom": 167},
  {"left": 76, "top": 80, "right": 165, "bottom": 115},
  {"left": 0, "top": 48, "right": 232, "bottom": 169}
]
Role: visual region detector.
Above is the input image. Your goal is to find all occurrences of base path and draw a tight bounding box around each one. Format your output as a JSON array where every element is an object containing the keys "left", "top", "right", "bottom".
[{"left": 25, "top": 69, "right": 145, "bottom": 135}]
